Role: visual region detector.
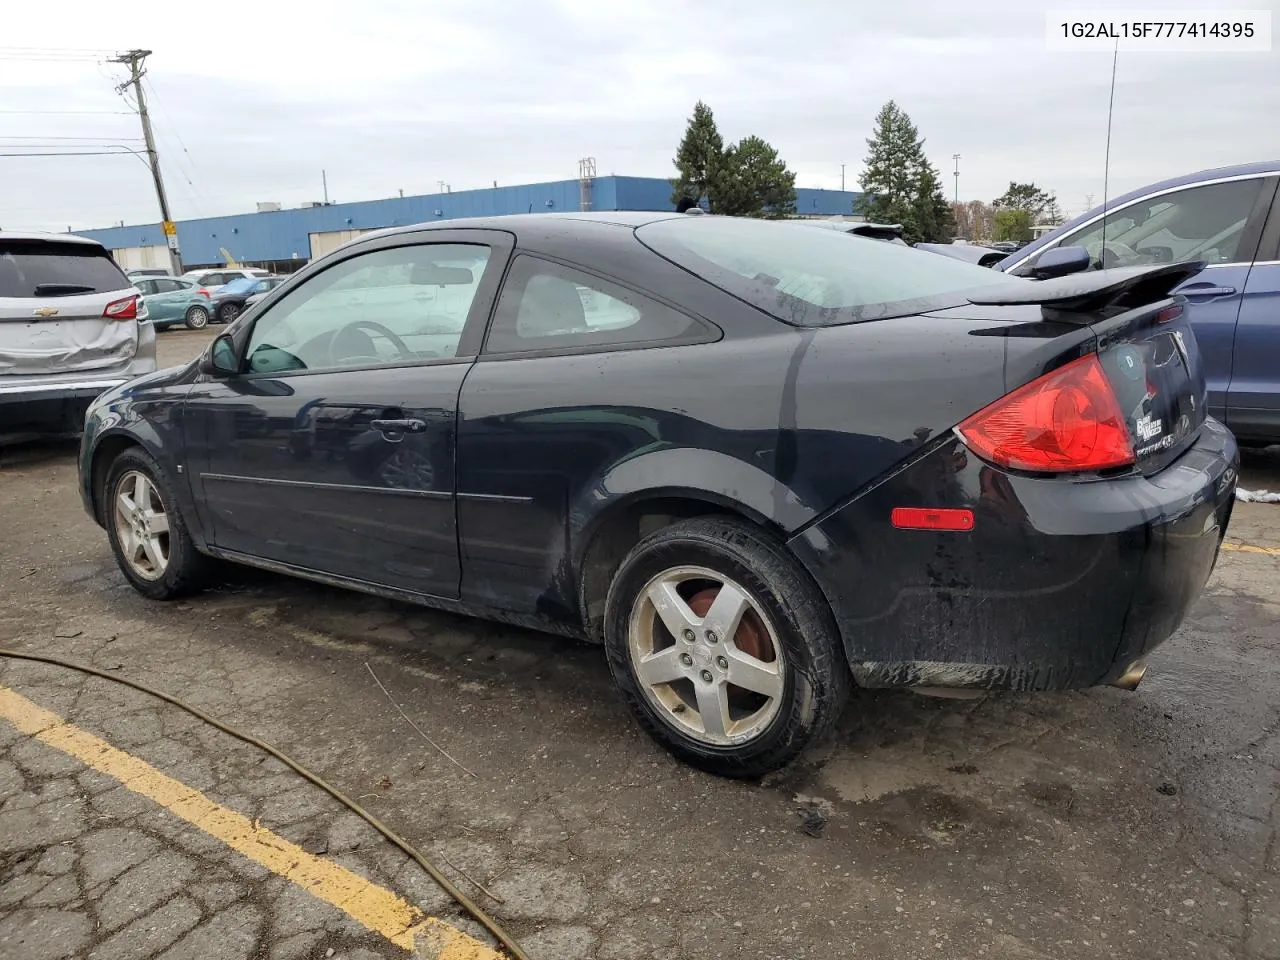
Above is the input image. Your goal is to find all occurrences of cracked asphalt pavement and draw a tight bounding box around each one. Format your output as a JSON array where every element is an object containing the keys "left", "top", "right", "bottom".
[{"left": 1, "top": 328, "right": 1278, "bottom": 960}]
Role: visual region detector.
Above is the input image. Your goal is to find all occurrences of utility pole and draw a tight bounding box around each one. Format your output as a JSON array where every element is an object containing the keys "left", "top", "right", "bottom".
[
  {"left": 322, "top": 169, "right": 329, "bottom": 204},
  {"left": 111, "top": 49, "right": 182, "bottom": 275},
  {"left": 841, "top": 163, "right": 845, "bottom": 192},
  {"left": 952, "top": 154, "right": 961, "bottom": 205}
]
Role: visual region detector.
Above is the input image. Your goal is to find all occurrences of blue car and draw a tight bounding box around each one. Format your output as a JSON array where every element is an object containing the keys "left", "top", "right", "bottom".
[{"left": 998, "top": 161, "right": 1280, "bottom": 446}]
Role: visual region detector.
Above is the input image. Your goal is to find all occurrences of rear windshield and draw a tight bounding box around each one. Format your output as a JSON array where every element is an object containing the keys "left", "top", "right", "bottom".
[
  {"left": 0, "top": 242, "right": 130, "bottom": 298},
  {"left": 221, "top": 278, "right": 257, "bottom": 294},
  {"left": 636, "top": 217, "right": 1027, "bottom": 325}
]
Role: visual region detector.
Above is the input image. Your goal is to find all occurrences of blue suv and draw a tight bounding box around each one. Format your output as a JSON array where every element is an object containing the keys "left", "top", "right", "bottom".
[{"left": 999, "top": 161, "right": 1280, "bottom": 447}]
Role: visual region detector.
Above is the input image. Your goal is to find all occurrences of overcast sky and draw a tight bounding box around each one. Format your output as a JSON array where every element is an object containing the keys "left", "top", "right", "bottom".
[{"left": 1, "top": 0, "right": 1275, "bottom": 232}]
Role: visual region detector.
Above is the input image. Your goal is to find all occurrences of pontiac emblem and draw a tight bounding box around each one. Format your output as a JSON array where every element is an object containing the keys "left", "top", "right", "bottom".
[{"left": 33, "top": 306, "right": 59, "bottom": 318}]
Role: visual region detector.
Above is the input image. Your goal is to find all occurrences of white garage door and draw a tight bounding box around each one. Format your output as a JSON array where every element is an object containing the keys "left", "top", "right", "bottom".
[{"left": 309, "top": 230, "right": 373, "bottom": 260}]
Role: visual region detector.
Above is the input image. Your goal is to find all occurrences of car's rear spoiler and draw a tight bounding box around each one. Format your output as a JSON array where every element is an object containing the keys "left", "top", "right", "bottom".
[
  {"left": 965, "top": 260, "right": 1205, "bottom": 314},
  {"left": 848, "top": 223, "right": 904, "bottom": 241}
]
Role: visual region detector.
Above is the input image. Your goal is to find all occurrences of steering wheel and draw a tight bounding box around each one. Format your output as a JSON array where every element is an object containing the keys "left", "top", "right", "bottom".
[
  {"left": 327, "top": 320, "right": 413, "bottom": 367},
  {"left": 1090, "top": 240, "right": 1139, "bottom": 270}
]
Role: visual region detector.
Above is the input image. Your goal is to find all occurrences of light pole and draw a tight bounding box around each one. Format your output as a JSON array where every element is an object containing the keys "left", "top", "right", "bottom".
[{"left": 952, "top": 154, "right": 961, "bottom": 205}]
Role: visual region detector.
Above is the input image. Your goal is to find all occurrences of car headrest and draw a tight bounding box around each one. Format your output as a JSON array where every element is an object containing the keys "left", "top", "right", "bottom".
[{"left": 516, "top": 274, "right": 586, "bottom": 337}]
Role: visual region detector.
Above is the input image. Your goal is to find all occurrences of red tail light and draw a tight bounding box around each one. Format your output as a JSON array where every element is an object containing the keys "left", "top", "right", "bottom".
[
  {"left": 956, "top": 354, "right": 1135, "bottom": 473},
  {"left": 103, "top": 294, "right": 140, "bottom": 321},
  {"left": 198, "top": 288, "right": 211, "bottom": 299}
]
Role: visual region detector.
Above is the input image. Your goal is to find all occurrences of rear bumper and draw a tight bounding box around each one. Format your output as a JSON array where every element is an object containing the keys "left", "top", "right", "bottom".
[
  {"left": 788, "top": 420, "right": 1239, "bottom": 691},
  {"left": 0, "top": 376, "right": 130, "bottom": 403}
]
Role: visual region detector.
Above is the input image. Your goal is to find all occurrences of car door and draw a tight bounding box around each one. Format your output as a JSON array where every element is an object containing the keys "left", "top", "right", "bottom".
[
  {"left": 132, "top": 278, "right": 159, "bottom": 316},
  {"left": 149, "top": 278, "right": 185, "bottom": 324},
  {"left": 456, "top": 254, "right": 719, "bottom": 615},
  {"left": 182, "top": 229, "right": 513, "bottom": 599},
  {"left": 1228, "top": 189, "right": 1280, "bottom": 442},
  {"left": 1011, "top": 175, "right": 1276, "bottom": 423}
]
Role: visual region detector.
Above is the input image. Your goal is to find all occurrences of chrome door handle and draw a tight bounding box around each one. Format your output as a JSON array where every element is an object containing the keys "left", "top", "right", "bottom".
[
  {"left": 370, "top": 418, "right": 426, "bottom": 433},
  {"left": 1179, "top": 284, "right": 1237, "bottom": 299}
]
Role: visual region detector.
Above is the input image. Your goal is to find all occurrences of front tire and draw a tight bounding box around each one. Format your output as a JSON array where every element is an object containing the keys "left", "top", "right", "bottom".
[
  {"left": 103, "top": 449, "right": 210, "bottom": 600},
  {"left": 185, "top": 305, "right": 210, "bottom": 329},
  {"left": 602, "top": 517, "right": 850, "bottom": 778},
  {"left": 218, "top": 302, "right": 240, "bottom": 324}
]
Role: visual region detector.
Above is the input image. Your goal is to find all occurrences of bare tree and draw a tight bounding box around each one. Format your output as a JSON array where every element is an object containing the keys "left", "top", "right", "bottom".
[{"left": 951, "top": 200, "right": 995, "bottom": 243}]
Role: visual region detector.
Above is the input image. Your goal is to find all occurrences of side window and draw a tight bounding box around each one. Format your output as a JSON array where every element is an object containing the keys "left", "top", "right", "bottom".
[
  {"left": 244, "top": 243, "right": 491, "bottom": 374},
  {"left": 1050, "top": 178, "right": 1266, "bottom": 271},
  {"left": 154, "top": 279, "right": 181, "bottom": 293},
  {"left": 134, "top": 280, "right": 155, "bottom": 295},
  {"left": 484, "top": 255, "right": 702, "bottom": 355}
]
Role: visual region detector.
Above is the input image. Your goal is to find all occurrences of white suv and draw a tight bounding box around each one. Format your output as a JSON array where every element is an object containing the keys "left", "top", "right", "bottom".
[
  {"left": 182, "top": 267, "right": 271, "bottom": 293},
  {"left": 0, "top": 232, "right": 156, "bottom": 441}
]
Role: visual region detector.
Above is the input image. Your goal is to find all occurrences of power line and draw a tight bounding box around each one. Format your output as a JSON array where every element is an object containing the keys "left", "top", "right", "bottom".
[
  {"left": 141, "top": 74, "right": 205, "bottom": 210},
  {"left": 0, "top": 54, "right": 112, "bottom": 63},
  {"left": 0, "top": 150, "right": 138, "bottom": 157},
  {"left": 0, "top": 46, "right": 116, "bottom": 55},
  {"left": 0, "top": 46, "right": 115, "bottom": 62},
  {"left": 0, "top": 135, "right": 144, "bottom": 141},
  {"left": 0, "top": 109, "right": 133, "bottom": 115}
]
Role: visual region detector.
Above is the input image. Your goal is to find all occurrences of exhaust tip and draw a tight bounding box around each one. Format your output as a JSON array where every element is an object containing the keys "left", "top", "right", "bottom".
[{"left": 1110, "top": 661, "right": 1148, "bottom": 691}]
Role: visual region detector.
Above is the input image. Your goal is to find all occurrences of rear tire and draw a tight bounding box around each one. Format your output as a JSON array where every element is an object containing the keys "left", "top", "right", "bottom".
[
  {"left": 218, "top": 303, "right": 240, "bottom": 324},
  {"left": 602, "top": 517, "right": 850, "bottom": 778},
  {"left": 103, "top": 449, "right": 210, "bottom": 600},
  {"left": 185, "top": 305, "right": 210, "bottom": 330}
]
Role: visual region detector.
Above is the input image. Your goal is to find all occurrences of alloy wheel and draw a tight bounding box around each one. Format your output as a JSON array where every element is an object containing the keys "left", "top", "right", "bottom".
[
  {"left": 627, "top": 565, "right": 785, "bottom": 746},
  {"left": 113, "top": 470, "right": 170, "bottom": 581}
]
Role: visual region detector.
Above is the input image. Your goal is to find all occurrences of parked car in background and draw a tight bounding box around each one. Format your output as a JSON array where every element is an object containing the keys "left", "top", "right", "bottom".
[
  {"left": 999, "top": 160, "right": 1280, "bottom": 447},
  {"left": 915, "top": 242, "right": 1009, "bottom": 267},
  {"left": 182, "top": 267, "right": 271, "bottom": 294},
  {"left": 126, "top": 268, "right": 174, "bottom": 280},
  {"left": 208, "top": 275, "right": 286, "bottom": 323},
  {"left": 133, "top": 276, "right": 213, "bottom": 330},
  {"left": 798, "top": 219, "right": 909, "bottom": 244},
  {"left": 1, "top": 232, "right": 156, "bottom": 441},
  {"left": 79, "top": 213, "right": 1236, "bottom": 777}
]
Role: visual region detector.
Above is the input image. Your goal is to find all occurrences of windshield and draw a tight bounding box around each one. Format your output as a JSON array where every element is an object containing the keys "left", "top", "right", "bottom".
[
  {"left": 220, "top": 277, "right": 257, "bottom": 294},
  {"left": 637, "top": 217, "right": 1027, "bottom": 325}
]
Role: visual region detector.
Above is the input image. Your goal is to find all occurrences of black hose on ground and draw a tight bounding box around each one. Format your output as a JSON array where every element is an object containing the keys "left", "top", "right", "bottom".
[{"left": 0, "top": 648, "right": 529, "bottom": 960}]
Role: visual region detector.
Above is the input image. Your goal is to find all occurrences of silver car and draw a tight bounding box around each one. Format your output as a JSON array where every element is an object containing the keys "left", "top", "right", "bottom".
[{"left": 0, "top": 232, "right": 157, "bottom": 441}]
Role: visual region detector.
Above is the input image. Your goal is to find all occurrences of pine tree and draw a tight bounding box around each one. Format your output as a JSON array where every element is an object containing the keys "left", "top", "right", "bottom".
[
  {"left": 856, "top": 102, "right": 961, "bottom": 244},
  {"left": 856, "top": 101, "right": 923, "bottom": 239},
  {"left": 670, "top": 101, "right": 724, "bottom": 210},
  {"left": 913, "top": 163, "right": 956, "bottom": 243},
  {"left": 714, "top": 136, "right": 797, "bottom": 218}
]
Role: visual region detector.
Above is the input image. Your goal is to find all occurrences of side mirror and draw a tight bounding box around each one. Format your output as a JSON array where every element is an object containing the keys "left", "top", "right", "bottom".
[
  {"left": 1030, "top": 245, "right": 1091, "bottom": 280},
  {"left": 200, "top": 334, "right": 239, "bottom": 377}
]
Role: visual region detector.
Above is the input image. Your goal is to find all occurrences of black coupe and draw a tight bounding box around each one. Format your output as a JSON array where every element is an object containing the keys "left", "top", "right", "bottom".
[{"left": 79, "top": 212, "right": 1238, "bottom": 777}]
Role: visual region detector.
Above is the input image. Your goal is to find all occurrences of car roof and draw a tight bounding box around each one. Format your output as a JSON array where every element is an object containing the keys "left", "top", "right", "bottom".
[
  {"left": 0, "top": 230, "right": 105, "bottom": 248},
  {"left": 355, "top": 210, "right": 686, "bottom": 244},
  {"left": 1006, "top": 159, "right": 1280, "bottom": 266}
]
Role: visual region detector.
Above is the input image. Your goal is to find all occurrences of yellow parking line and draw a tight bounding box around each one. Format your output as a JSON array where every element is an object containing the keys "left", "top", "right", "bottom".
[
  {"left": 0, "top": 686, "right": 501, "bottom": 960},
  {"left": 1221, "top": 541, "right": 1280, "bottom": 557}
]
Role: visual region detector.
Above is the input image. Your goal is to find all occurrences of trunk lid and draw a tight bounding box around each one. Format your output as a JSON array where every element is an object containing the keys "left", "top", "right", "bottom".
[
  {"left": 963, "top": 261, "right": 1209, "bottom": 474},
  {"left": 0, "top": 238, "right": 141, "bottom": 376}
]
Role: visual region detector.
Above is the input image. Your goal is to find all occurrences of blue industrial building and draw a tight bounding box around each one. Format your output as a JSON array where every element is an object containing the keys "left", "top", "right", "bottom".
[{"left": 78, "top": 175, "right": 863, "bottom": 270}]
